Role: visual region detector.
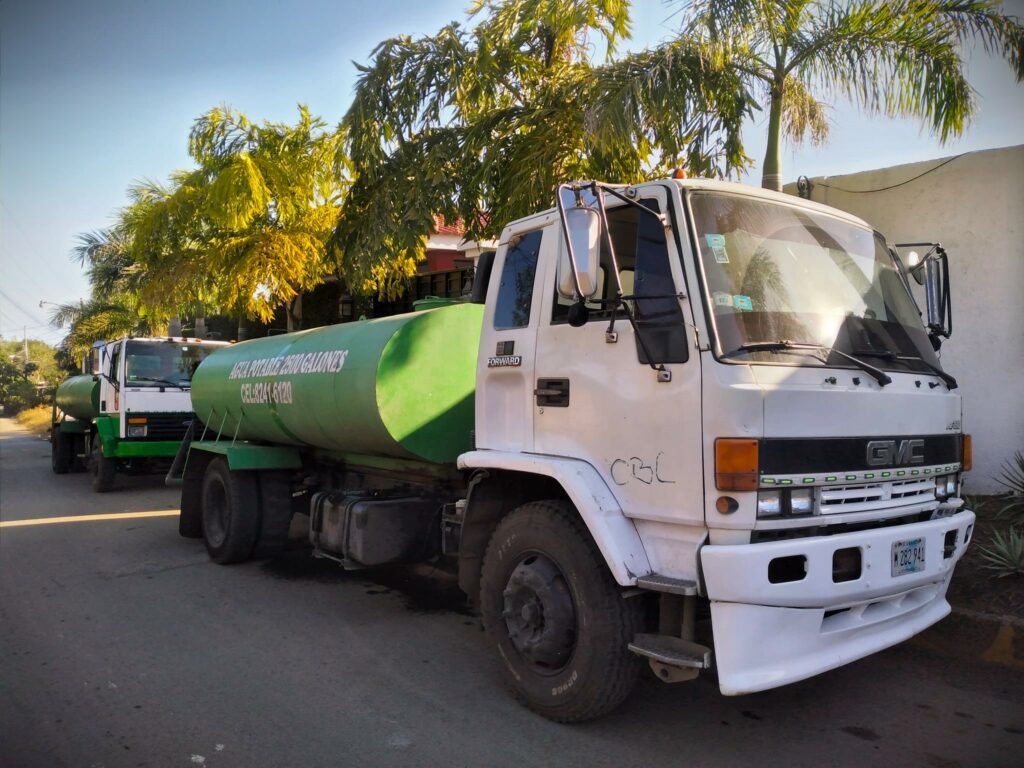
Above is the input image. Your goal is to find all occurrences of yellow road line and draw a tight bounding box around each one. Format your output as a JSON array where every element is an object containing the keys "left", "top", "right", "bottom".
[{"left": 0, "top": 510, "right": 181, "bottom": 528}]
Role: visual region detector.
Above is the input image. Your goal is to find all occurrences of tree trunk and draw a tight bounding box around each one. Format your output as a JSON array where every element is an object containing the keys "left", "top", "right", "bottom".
[
  {"left": 761, "top": 86, "right": 784, "bottom": 192},
  {"left": 236, "top": 313, "right": 250, "bottom": 342},
  {"left": 286, "top": 295, "right": 303, "bottom": 333}
]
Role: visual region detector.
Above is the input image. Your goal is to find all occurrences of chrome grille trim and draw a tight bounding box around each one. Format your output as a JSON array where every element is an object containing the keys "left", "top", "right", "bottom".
[{"left": 818, "top": 478, "right": 937, "bottom": 515}]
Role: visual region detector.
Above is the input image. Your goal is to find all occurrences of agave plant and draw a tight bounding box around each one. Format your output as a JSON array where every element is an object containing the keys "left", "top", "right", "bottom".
[
  {"left": 977, "top": 526, "right": 1024, "bottom": 578},
  {"left": 995, "top": 451, "right": 1024, "bottom": 524}
]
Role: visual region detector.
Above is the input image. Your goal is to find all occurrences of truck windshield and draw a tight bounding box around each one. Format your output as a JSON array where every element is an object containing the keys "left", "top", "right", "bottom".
[
  {"left": 689, "top": 192, "right": 941, "bottom": 373},
  {"left": 124, "top": 341, "right": 218, "bottom": 388}
]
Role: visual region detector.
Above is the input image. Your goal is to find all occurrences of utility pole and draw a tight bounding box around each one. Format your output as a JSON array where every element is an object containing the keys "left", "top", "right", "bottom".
[{"left": 23, "top": 326, "right": 29, "bottom": 364}]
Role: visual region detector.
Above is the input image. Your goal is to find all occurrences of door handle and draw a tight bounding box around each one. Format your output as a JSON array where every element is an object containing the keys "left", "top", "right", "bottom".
[{"left": 535, "top": 378, "right": 570, "bottom": 407}]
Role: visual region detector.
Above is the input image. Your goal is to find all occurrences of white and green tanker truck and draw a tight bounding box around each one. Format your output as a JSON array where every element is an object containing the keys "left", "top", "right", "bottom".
[
  {"left": 175, "top": 178, "right": 974, "bottom": 722},
  {"left": 51, "top": 336, "right": 229, "bottom": 491}
]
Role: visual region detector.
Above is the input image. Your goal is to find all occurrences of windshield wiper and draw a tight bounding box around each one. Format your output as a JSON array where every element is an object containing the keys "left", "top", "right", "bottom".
[
  {"left": 132, "top": 376, "right": 188, "bottom": 390},
  {"left": 853, "top": 349, "right": 957, "bottom": 389},
  {"left": 724, "top": 340, "right": 892, "bottom": 387}
]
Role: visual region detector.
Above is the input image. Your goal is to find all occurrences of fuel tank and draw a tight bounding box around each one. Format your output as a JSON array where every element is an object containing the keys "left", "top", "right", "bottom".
[
  {"left": 55, "top": 374, "right": 100, "bottom": 421},
  {"left": 190, "top": 303, "right": 483, "bottom": 465}
]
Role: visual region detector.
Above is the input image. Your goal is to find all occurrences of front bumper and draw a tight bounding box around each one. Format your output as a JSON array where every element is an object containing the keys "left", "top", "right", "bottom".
[
  {"left": 109, "top": 440, "right": 183, "bottom": 459},
  {"left": 700, "top": 509, "right": 975, "bottom": 695}
]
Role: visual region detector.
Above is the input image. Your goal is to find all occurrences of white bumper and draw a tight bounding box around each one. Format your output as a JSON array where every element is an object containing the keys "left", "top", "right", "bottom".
[{"left": 701, "top": 510, "right": 975, "bottom": 695}]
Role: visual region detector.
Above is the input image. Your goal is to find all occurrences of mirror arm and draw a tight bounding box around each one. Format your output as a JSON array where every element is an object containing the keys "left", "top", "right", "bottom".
[
  {"left": 599, "top": 184, "right": 668, "bottom": 226},
  {"left": 937, "top": 246, "right": 952, "bottom": 339},
  {"left": 614, "top": 297, "right": 669, "bottom": 376},
  {"left": 591, "top": 182, "right": 625, "bottom": 337},
  {"left": 590, "top": 181, "right": 671, "bottom": 378}
]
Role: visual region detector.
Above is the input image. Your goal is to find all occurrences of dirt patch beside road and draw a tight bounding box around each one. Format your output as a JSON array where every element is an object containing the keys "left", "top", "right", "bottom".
[{"left": 14, "top": 405, "right": 50, "bottom": 437}]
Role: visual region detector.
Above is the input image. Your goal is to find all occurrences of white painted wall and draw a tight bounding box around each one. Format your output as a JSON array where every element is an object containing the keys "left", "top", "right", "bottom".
[{"left": 785, "top": 145, "right": 1024, "bottom": 493}]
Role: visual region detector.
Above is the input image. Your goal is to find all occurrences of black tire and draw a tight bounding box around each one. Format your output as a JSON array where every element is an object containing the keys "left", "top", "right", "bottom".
[
  {"left": 479, "top": 500, "right": 643, "bottom": 722},
  {"left": 201, "top": 458, "right": 260, "bottom": 564},
  {"left": 89, "top": 437, "right": 116, "bottom": 492},
  {"left": 252, "top": 471, "right": 294, "bottom": 559},
  {"left": 51, "top": 428, "right": 72, "bottom": 474}
]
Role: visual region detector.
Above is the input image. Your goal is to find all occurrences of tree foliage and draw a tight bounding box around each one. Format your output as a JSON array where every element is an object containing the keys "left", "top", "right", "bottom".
[
  {"left": 334, "top": 0, "right": 754, "bottom": 292},
  {"left": 133, "top": 105, "right": 346, "bottom": 325},
  {"left": 662, "top": 0, "right": 1024, "bottom": 189},
  {"left": 0, "top": 338, "right": 62, "bottom": 413}
]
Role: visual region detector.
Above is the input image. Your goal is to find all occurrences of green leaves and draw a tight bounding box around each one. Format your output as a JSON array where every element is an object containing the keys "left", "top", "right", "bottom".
[
  {"left": 336, "top": 0, "right": 753, "bottom": 291},
  {"left": 670, "top": 0, "right": 1024, "bottom": 188}
]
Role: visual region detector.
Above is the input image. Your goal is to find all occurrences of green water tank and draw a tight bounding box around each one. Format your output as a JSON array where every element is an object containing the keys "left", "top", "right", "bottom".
[
  {"left": 191, "top": 303, "right": 483, "bottom": 465},
  {"left": 55, "top": 375, "right": 100, "bottom": 421}
]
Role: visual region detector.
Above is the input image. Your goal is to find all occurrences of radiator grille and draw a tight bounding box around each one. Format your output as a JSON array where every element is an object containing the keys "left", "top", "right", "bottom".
[
  {"left": 818, "top": 478, "right": 936, "bottom": 515},
  {"left": 128, "top": 412, "right": 193, "bottom": 441}
]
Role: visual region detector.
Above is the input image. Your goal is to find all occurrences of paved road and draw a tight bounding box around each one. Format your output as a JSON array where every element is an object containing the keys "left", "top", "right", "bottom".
[{"left": 1, "top": 418, "right": 1021, "bottom": 768}]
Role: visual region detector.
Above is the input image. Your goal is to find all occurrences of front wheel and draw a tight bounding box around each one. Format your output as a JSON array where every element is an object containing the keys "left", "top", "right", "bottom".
[
  {"left": 89, "top": 438, "right": 116, "bottom": 492},
  {"left": 479, "top": 500, "right": 643, "bottom": 722}
]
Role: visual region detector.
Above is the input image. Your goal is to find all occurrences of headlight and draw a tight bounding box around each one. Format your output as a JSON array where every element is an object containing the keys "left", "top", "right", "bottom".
[
  {"left": 790, "top": 488, "right": 815, "bottom": 515},
  {"left": 936, "top": 475, "right": 958, "bottom": 500},
  {"left": 757, "top": 491, "right": 782, "bottom": 517},
  {"left": 127, "top": 425, "right": 148, "bottom": 437},
  {"left": 758, "top": 487, "right": 816, "bottom": 518}
]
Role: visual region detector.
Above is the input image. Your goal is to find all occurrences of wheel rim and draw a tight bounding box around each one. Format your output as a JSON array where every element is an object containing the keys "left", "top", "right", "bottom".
[
  {"left": 501, "top": 554, "right": 577, "bottom": 673},
  {"left": 204, "top": 480, "right": 229, "bottom": 548}
]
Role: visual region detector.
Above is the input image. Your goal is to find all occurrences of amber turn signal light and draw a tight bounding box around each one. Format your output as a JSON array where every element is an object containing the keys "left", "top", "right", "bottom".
[
  {"left": 962, "top": 434, "right": 972, "bottom": 472},
  {"left": 715, "top": 438, "right": 759, "bottom": 491}
]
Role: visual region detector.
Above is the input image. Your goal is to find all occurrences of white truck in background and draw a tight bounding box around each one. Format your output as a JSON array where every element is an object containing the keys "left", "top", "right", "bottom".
[{"left": 52, "top": 336, "right": 229, "bottom": 490}]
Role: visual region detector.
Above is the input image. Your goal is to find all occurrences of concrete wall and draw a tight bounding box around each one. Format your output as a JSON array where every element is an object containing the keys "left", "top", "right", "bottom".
[{"left": 784, "top": 145, "right": 1024, "bottom": 493}]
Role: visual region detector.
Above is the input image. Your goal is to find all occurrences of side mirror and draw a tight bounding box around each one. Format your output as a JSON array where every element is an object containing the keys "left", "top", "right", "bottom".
[
  {"left": 556, "top": 202, "right": 601, "bottom": 301},
  {"left": 923, "top": 252, "right": 951, "bottom": 343},
  {"left": 906, "top": 251, "right": 925, "bottom": 285},
  {"left": 895, "top": 242, "right": 953, "bottom": 346}
]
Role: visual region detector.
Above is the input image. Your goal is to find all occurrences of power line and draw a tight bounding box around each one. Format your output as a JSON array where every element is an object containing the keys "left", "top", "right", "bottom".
[
  {"left": 0, "top": 199, "right": 56, "bottom": 296},
  {"left": 0, "top": 288, "right": 48, "bottom": 327},
  {"left": 813, "top": 154, "right": 964, "bottom": 194}
]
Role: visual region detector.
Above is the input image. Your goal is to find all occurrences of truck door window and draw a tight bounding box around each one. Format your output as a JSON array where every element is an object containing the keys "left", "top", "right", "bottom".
[
  {"left": 551, "top": 200, "right": 688, "bottom": 363},
  {"left": 108, "top": 345, "right": 121, "bottom": 384},
  {"left": 493, "top": 230, "right": 543, "bottom": 329}
]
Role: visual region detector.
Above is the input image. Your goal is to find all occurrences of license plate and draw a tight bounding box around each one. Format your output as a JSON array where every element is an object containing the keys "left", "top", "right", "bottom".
[{"left": 892, "top": 538, "right": 926, "bottom": 577}]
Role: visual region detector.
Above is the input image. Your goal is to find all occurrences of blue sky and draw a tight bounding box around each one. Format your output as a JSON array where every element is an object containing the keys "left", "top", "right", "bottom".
[{"left": 2, "top": 0, "right": 1022, "bottom": 344}]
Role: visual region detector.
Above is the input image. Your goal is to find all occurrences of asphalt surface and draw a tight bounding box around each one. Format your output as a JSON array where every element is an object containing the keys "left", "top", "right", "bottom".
[{"left": 1, "top": 417, "right": 1021, "bottom": 768}]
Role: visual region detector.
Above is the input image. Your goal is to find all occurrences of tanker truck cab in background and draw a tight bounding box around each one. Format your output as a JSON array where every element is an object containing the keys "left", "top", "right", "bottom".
[
  {"left": 177, "top": 178, "right": 974, "bottom": 722},
  {"left": 51, "top": 336, "right": 229, "bottom": 491}
]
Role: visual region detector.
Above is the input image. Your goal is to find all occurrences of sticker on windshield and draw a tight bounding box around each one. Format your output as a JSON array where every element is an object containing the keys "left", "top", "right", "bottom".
[
  {"left": 705, "top": 234, "right": 729, "bottom": 263},
  {"left": 733, "top": 295, "right": 754, "bottom": 311},
  {"left": 713, "top": 291, "right": 734, "bottom": 308}
]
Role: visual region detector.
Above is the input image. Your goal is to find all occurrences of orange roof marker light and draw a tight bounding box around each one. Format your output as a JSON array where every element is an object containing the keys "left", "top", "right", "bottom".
[
  {"left": 715, "top": 438, "right": 759, "bottom": 491},
  {"left": 672, "top": 167, "right": 687, "bottom": 179}
]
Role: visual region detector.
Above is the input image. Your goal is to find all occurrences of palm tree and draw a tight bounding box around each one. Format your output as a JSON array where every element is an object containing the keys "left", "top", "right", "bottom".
[
  {"left": 336, "top": 0, "right": 753, "bottom": 280},
  {"left": 134, "top": 105, "right": 346, "bottom": 331},
  {"left": 663, "top": 0, "right": 1023, "bottom": 190}
]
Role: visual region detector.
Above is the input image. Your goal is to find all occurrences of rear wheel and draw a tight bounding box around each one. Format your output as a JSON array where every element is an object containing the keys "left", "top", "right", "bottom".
[
  {"left": 89, "top": 438, "right": 116, "bottom": 492},
  {"left": 479, "top": 500, "right": 643, "bottom": 722},
  {"left": 51, "top": 428, "right": 72, "bottom": 474},
  {"left": 252, "top": 471, "right": 293, "bottom": 559},
  {"left": 201, "top": 458, "right": 259, "bottom": 564}
]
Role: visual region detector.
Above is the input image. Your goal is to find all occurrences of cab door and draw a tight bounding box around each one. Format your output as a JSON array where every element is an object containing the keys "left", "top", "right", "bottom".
[
  {"left": 474, "top": 213, "right": 556, "bottom": 453},
  {"left": 532, "top": 184, "right": 705, "bottom": 527}
]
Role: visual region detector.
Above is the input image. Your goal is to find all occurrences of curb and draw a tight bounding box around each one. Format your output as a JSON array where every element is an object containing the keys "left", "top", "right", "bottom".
[{"left": 910, "top": 605, "right": 1024, "bottom": 671}]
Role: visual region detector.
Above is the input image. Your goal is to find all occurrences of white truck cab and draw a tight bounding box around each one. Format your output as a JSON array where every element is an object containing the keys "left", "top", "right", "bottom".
[
  {"left": 56, "top": 336, "right": 229, "bottom": 491},
  {"left": 461, "top": 178, "right": 973, "bottom": 702}
]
